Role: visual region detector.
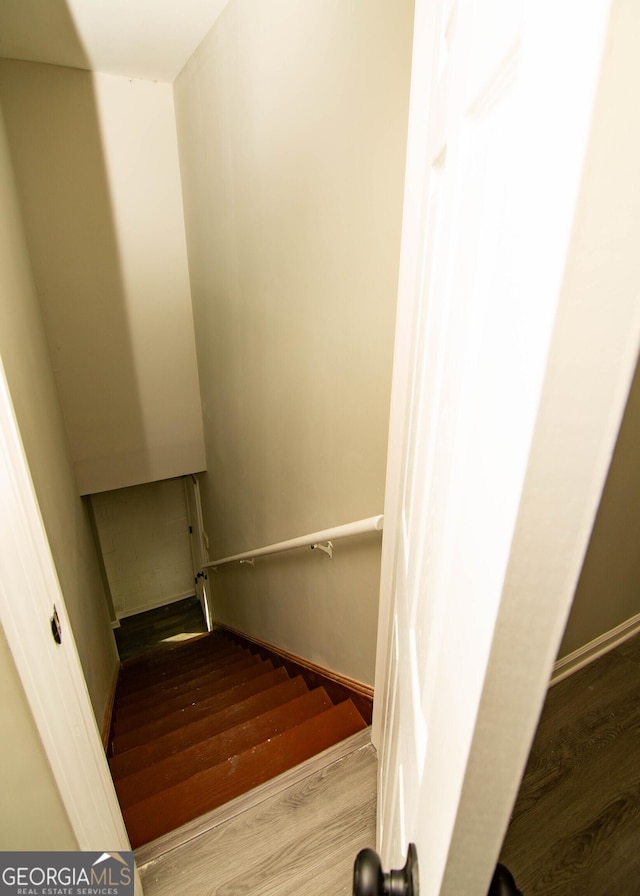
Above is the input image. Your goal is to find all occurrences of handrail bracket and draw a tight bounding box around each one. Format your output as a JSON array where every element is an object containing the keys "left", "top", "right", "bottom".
[{"left": 311, "top": 540, "right": 333, "bottom": 559}]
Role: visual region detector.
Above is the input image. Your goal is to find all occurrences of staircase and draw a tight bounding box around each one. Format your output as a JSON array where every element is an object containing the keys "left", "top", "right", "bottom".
[{"left": 108, "top": 631, "right": 368, "bottom": 848}]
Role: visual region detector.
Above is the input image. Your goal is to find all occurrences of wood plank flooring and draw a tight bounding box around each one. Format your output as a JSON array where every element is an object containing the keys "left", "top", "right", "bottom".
[
  {"left": 137, "top": 733, "right": 377, "bottom": 896},
  {"left": 114, "top": 596, "right": 207, "bottom": 662},
  {"left": 499, "top": 633, "right": 640, "bottom": 894}
]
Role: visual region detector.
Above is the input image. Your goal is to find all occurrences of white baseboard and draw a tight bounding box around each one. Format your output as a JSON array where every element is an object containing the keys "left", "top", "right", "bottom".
[
  {"left": 116, "top": 590, "right": 196, "bottom": 621},
  {"left": 550, "top": 611, "right": 640, "bottom": 686}
]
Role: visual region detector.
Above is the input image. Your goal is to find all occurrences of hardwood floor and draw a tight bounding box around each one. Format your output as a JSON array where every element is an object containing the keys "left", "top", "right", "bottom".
[
  {"left": 137, "top": 731, "right": 376, "bottom": 896},
  {"left": 114, "top": 596, "right": 207, "bottom": 662},
  {"left": 499, "top": 634, "right": 640, "bottom": 894}
]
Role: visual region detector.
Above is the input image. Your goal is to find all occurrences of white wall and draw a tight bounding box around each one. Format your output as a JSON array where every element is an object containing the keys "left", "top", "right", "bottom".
[
  {"left": 0, "top": 60, "right": 206, "bottom": 494},
  {"left": 174, "top": 0, "right": 414, "bottom": 684},
  {"left": 92, "top": 477, "right": 194, "bottom": 618},
  {"left": 0, "top": 102, "right": 118, "bottom": 723}
]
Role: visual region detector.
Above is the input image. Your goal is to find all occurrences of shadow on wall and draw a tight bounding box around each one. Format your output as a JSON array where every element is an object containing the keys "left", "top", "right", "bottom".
[
  {"left": 0, "top": 0, "right": 91, "bottom": 71},
  {"left": 0, "top": 3, "right": 128, "bottom": 723},
  {"left": 0, "top": 49, "right": 149, "bottom": 489}
]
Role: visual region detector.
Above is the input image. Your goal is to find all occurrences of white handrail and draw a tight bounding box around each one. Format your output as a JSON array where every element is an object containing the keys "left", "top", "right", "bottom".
[{"left": 202, "top": 514, "right": 384, "bottom": 569}]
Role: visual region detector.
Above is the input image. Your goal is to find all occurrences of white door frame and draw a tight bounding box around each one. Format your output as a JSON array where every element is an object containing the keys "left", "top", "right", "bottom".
[
  {"left": 184, "top": 473, "right": 213, "bottom": 631},
  {"left": 0, "top": 358, "right": 142, "bottom": 893}
]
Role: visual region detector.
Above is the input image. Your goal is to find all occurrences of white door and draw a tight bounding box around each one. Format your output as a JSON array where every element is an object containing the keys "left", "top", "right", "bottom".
[
  {"left": 373, "top": 0, "right": 640, "bottom": 893},
  {"left": 184, "top": 473, "right": 212, "bottom": 630}
]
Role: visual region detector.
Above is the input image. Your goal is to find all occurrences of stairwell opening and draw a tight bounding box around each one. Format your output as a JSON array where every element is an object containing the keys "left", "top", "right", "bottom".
[{"left": 108, "top": 598, "right": 369, "bottom": 849}]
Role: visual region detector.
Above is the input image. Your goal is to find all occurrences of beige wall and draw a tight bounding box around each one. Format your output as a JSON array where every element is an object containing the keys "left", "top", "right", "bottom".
[
  {"left": 552, "top": 0, "right": 640, "bottom": 660},
  {"left": 174, "top": 0, "right": 414, "bottom": 684},
  {"left": 0, "top": 103, "right": 117, "bottom": 721},
  {"left": 0, "top": 60, "right": 206, "bottom": 495},
  {"left": 92, "top": 477, "right": 194, "bottom": 618},
  {"left": 0, "top": 626, "right": 77, "bottom": 849},
  {"left": 559, "top": 354, "right": 640, "bottom": 657}
]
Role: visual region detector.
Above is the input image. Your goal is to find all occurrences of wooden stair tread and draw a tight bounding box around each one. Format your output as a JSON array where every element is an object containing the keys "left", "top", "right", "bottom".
[
  {"left": 114, "top": 651, "right": 260, "bottom": 714},
  {"left": 119, "top": 631, "right": 227, "bottom": 671},
  {"left": 109, "top": 675, "right": 310, "bottom": 779},
  {"left": 112, "top": 659, "right": 275, "bottom": 735},
  {"left": 117, "top": 642, "right": 247, "bottom": 694},
  {"left": 123, "top": 699, "right": 368, "bottom": 847},
  {"left": 118, "top": 631, "right": 212, "bottom": 666},
  {"left": 120, "top": 637, "right": 238, "bottom": 691},
  {"left": 111, "top": 667, "right": 290, "bottom": 754},
  {"left": 117, "top": 640, "right": 243, "bottom": 696},
  {"left": 115, "top": 687, "right": 334, "bottom": 808},
  {"left": 117, "top": 645, "right": 253, "bottom": 694}
]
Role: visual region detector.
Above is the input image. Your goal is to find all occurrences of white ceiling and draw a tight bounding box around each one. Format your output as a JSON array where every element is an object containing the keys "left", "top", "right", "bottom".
[{"left": 0, "top": 0, "right": 231, "bottom": 83}]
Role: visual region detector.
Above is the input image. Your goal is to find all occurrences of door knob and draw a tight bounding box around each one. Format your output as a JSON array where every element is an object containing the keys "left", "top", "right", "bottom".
[
  {"left": 488, "top": 864, "right": 523, "bottom": 896},
  {"left": 353, "top": 843, "right": 418, "bottom": 895},
  {"left": 353, "top": 845, "right": 522, "bottom": 896}
]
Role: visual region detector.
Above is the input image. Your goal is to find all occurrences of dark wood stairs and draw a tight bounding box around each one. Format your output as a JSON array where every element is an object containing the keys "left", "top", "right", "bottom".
[{"left": 108, "top": 631, "right": 368, "bottom": 848}]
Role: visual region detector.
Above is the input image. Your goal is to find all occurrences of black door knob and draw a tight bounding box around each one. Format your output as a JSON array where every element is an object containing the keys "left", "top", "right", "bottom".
[
  {"left": 353, "top": 843, "right": 418, "bottom": 895},
  {"left": 488, "top": 864, "right": 523, "bottom": 896},
  {"left": 353, "top": 844, "right": 521, "bottom": 896}
]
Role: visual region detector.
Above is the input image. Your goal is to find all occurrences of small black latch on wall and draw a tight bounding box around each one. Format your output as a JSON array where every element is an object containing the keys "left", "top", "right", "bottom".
[{"left": 50, "top": 605, "right": 62, "bottom": 645}]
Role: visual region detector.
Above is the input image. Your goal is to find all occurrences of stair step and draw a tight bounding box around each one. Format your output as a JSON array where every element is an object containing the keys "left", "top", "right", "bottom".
[
  {"left": 117, "top": 639, "right": 243, "bottom": 696},
  {"left": 114, "top": 651, "right": 260, "bottom": 715},
  {"left": 123, "top": 699, "right": 368, "bottom": 847},
  {"left": 112, "top": 659, "right": 275, "bottom": 736},
  {"left": 110, "top": 675, "right": 310, "bottom": 780},
  {"left": 118, "top": 630, "right": 213, "bottom": 666},
  {"left": 119, "top": 631, "right": 225, "bottom": 671},
  {"left": 111, "top": 666, "right": 290, "bottom": 754},
  {"left": 118, "top": 640, "right": 246, "bottom": 691},
  {"left": 115, "top": 687, "right": 334, "bottom": 808}
]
